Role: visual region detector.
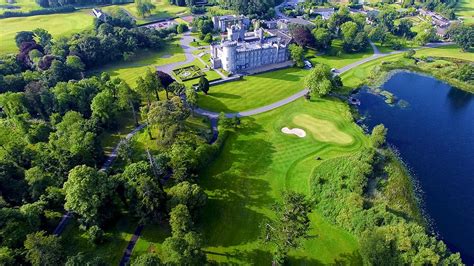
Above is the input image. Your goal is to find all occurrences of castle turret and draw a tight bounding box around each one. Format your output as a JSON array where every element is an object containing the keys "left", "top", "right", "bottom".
[{"left": 222, "top": 41, "right": 237, "bottom": 74}]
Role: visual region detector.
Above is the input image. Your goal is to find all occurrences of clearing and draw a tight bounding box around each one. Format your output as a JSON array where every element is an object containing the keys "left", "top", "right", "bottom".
[{"left": 305, "top": 39, "right": 374, "bottom": 69}]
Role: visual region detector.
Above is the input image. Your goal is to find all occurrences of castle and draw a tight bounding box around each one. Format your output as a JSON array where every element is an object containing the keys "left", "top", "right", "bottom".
[{"left": 210, "top": 25, "right": 292, "bottom": 74}]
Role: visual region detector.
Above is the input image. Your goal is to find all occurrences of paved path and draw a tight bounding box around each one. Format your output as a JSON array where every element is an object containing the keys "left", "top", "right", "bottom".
[
  {"left": 156, "top": 32, "right": 196, "bottom": 74},
  {"left": 52, "top": 124, "right": 146, "bottom": 236},
  {"left": 119, "top": 225, "right": 145, "bottom": 266}
]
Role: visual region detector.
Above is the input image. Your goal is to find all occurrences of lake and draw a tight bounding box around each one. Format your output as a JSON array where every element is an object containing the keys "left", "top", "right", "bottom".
[{"left": 356, "top": 71, "right": 474, "bottom": 263}]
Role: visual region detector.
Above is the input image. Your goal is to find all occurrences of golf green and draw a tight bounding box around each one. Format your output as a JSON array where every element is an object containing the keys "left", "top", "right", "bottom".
[{"left": 197, "top": 98, "right": 370, "bottom": 264}]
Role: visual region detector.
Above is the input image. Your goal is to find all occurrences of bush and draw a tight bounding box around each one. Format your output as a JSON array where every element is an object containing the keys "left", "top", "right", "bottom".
[{"left": 86, "top": 225, "right": 105, "bottom": 244}]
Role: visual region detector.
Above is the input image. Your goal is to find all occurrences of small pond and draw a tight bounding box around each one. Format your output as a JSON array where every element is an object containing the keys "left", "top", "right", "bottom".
[{"left": 355, "top": 71, "right": 474, "bottom": 263}]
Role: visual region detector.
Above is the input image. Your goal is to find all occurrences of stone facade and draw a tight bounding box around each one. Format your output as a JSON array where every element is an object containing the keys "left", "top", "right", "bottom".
[
  {"left": 210, "top": 25, "right": 292, "bottom": 74},
  {"left": 212, "top": 15, "right": 251, "bottom": 32}
]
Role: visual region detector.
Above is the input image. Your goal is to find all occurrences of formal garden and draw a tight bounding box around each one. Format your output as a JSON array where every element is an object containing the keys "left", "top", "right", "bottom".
[{"left": 173, "top": 65, "right": 204, "bottom": 81}]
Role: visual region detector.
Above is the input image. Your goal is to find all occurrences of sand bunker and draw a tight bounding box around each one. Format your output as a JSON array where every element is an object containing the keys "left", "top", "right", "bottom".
[{"left": 281, "top": 127, "right": 306, "bottom": 138}]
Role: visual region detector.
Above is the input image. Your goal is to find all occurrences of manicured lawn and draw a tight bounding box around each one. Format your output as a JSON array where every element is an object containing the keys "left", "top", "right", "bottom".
[
  {"left": 456, "top": 0, "right": 474, "bottom": 25},
  {"left": 197, "top": 98, "right": 369, "bottom": 264},
  {"left": 197, "top": 67, "right": 308, "bottom": 113},
  {"left": 0, "top": 10, "right": 94, "bottom": 55},
  {"left": 306, "top": 39, "right": 374, "bottom": 69},
  {"left": 92, "top": 38, "right": 185, "bottom": 87}
]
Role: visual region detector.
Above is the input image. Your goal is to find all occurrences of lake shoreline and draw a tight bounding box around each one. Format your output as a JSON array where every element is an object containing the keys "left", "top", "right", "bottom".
[{"left": 355, "top": 72, "right": 474, "bottom": 263}]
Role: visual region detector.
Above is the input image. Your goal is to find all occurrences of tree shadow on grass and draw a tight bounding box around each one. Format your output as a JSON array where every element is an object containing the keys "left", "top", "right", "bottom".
[
  {"left": 199, "top": 118, "right": 276, "bottom": 248},
  {"left": 289, "top": 250, "right": 362, "bottom": 266},
  {"left": 208, "top": 92, "right": 242, "bottom": 99}
]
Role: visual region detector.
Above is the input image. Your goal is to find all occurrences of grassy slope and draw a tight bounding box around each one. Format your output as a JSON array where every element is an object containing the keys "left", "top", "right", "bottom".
[
  {"left": 197, "top": 68, "right": 308, "bottom": 113},
  {"left": 196, "top": 98, "right": 369, "bottom": 264},
  {"left": 92, "top": 38, "right": 185, "bottom": 87},
  {"left": 306, "top": 40, "right": 374, "bottom": 69},
  {"left": 456, "top": 0, "right": 474, "bottom": 25},
  {"left": 0, "top": 9, "right": 94, "bottom": 55}
]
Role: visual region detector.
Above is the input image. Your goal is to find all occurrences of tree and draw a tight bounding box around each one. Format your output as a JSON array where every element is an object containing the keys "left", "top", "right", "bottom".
[
  {"left": 15, "top": 31, "right": 35, "bottom": 48},
  {"left": 170, "top": 204, "right": 193, "bottom": 236},
  {"left": 121, "top": 162, "right": 167, "bottom": 223},
  {"left": 341, "top": 21, "right": 368, "bottom": 52},
  {"left": 143, "top": 69, "right": 162, "bottom": 101},
  {"left": 167, "top": 181, "right": 207, "bottom": 217},
  {"left": 304, "top": 64, "right": 335, "bottom": 97},
  {"left": 288, "top": 44, "right": 304, "bottom": 68},
  {"left": 147, "top": 96, "right": 190, "bottom": 145},
  {"left": 414, "top": 22, "right": 437, "bottom": 45},
  {"left": 63, "top": 165, "right": 115, "bottom": 226},
  {"left": 24, "top": 231, "right": 63, "bottom": 266},
  {"left": 359, "top": 229, "right": 401, "bottom": 265},
  {"left": 371, "top": 124, "right": 387, "bottom": 148},
  {"left": 91, "top": 90, "right": 118, "bottom": 127},
  {"left": 132, "top": 253, "right": 162, "bottom": 266},
  {"left": 156, "top": 71, "right": 175, "bottom": 100},
  {"left": 117, "top": 81, "right": 140, "bottom": 126},
  {"left": 66, "top": 254, "right": 106, "bottom": 265},
  {"left": 136, "top": 0, "right": 156, "bottom": 17},
  {"left": 185, "top": 86, "right": 197, "bottom": 114},
  {"left": 262, "top": 191, "right": 312, "bottom": 265},
  {"left": 0, "top": 247, "right": 14, "bottom": 265},
  {"left": 290, "top": 25, "right": 315, "bottom": 48},
  {"left": 161, "top": 231, "right": 206, "bottom": 265},
  {"left": 177, "top": 23, "right": 188, "bottom": 34},
  {"left": 197, "top": 76, "right": 209, "bottom": 94},
  {"left": 33, "top": 28, "right": 52, "bottom": 48},
  {"left": 448, "top": 23, "right": 474, "bottom": 51},
  {"left": 312, "top": 27, "right": 332, "bottom": 51}
]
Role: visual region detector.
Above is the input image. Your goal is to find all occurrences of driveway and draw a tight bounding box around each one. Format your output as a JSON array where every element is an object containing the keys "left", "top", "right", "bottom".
[{"left": 156, "top": 32, "right": 196, "bottom": 74}]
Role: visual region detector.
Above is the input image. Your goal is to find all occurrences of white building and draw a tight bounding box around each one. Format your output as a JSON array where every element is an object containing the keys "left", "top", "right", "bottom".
[
  {"left": 210, "top": 25, "right": 292, "bottom": 74},
  {"left": 212, "top": 15, "right": 251, "bottom": 32}
]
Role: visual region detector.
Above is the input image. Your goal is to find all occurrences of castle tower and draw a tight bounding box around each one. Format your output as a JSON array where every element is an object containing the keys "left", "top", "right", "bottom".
[{"left": 222, "top": 41, "right": 237, "bottom": 73}]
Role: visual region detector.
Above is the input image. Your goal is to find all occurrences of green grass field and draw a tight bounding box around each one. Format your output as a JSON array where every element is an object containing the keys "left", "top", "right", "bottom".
[
  {"left": 306, "top": 40, "right": 374, "bottom": 69},
  {"left": 195, "top": 98, "right": 370, "bottom": 264},
  {"left": 197, "top": 67, "right": 308, "bottom": 113},
  {"left": 0, "top": 10, "right": 94, "bottom": 55},
  {"left": 109, "top": 0, "right": 188, "bottom": 24},
  {"left": 456, "top": 0, "right": 474, "bottom": 25},
  {"left": 92, "top": 38, "right": 185, "bottom": 87},
  {"left": 0, "top": 0, "right": 41, "bottom": 14}
]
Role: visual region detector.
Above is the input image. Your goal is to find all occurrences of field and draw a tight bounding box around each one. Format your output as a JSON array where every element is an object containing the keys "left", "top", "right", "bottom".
[
  {"left": 196, "top": 98, "right": 370, "bottom": 264},
  {"left": 197, "top": 67, "right": 308, "bottom": 113},
  {"left": 0, "top": 0, "right": 41, "bottom": 14},
  {"left": 0, "top": 9, "right": 94, "bottom": 55},
  {"left": 456, "top": 0, "right": 474, "bottom": 25},
  {"left": 108, "top": 0, "right": 188, "bottom": 24},
  {"left": 93, "top": 38, "right": 185, "bottom": 87},
  {"left": 306, "top": 40, "right": 374, "bottom": 69}
]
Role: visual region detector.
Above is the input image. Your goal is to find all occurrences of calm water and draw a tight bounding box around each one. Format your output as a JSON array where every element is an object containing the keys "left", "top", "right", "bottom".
[{"left": 356, "top": 72, "right": 474, "bottom": 263}]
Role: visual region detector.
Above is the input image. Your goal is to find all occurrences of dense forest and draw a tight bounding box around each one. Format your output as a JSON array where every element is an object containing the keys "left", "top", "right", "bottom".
[{"left": 0, "top": 9, "right": 218, "bottom": 264}]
